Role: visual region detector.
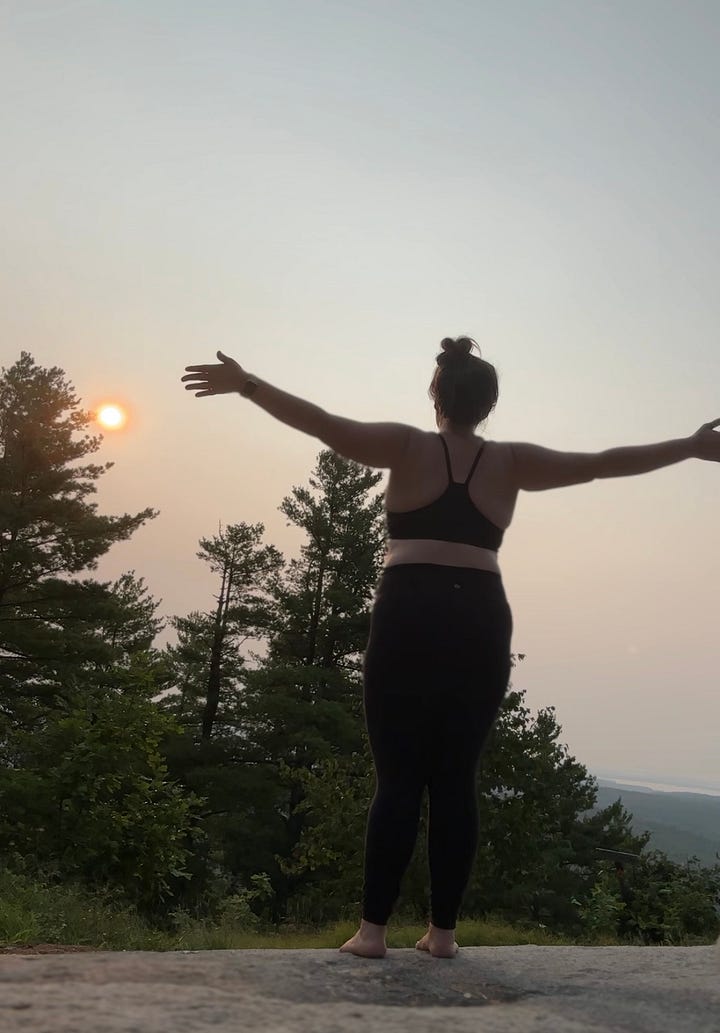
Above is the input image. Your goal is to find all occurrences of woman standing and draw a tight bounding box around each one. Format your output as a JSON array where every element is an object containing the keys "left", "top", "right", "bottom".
[{"left": 183, "top": 337, "right": 719, "bottom": 959}]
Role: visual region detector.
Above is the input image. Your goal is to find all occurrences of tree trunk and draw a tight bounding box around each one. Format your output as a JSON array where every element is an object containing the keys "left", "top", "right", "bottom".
[{"left": 201, "top": 557, "right": 234, "bottom": 740}]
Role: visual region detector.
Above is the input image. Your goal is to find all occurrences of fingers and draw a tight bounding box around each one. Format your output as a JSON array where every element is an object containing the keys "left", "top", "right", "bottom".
[
  {"left": 182, "top": 355, "right": 238, "bottom": 396},
  {"left": 184, "top": 379, "right": 214, "bottom": 393},
  {"left": 695, "top": 418, "right": 720, "bottom": 434},
  {"left": 183, "top": 357, "right": 230, "bottom": 371}
]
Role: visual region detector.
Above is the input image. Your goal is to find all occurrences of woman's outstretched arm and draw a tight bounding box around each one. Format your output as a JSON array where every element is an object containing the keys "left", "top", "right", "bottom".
[
  {"left": 510, "top": 420, "right": 720, "bottom": 491},
  {"left": 181, "top": 350, "right": 411, "bottom": 469}
]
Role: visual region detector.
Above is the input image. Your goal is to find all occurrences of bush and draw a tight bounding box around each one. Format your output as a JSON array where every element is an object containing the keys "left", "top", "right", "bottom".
[
  {"left": 0, "top": 689, "right": 205, "bottom": 912},
  {"left": 0, "top": 870, "right": 166, "bottom": 949},
  {"left": 577, "top": 854, "right": 720, "bottom": 944}
]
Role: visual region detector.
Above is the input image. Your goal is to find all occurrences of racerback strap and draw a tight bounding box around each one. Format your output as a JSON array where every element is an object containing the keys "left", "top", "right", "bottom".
[
  {"left": 438, "top": 435, "right": 485, "bottom": 485},
  {"left": 438, "top": 435, "right": 454, "bottom": 483},
  {"left": 464, "top": 442, "right": 485, "bottom": 485}
]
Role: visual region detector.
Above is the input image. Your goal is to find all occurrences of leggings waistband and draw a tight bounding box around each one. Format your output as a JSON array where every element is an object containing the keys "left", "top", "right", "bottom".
[{"left": 380, "top": 563, "right": 503, "bottom": 588}]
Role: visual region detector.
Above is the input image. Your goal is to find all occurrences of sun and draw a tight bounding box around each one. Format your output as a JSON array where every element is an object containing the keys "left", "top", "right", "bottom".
[{"left": 96, "top": 404, "right": 127, "bottom": 431}]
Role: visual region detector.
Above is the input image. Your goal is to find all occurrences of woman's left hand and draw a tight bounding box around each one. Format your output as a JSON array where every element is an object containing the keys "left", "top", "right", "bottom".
[{"left": 182, "top": 351, "right": 246, "bottom": 397}]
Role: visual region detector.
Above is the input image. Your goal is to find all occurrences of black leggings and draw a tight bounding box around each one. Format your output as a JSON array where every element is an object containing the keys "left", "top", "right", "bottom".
[{"left": 361, "top": 564, "right": 512, "bottom": 930}]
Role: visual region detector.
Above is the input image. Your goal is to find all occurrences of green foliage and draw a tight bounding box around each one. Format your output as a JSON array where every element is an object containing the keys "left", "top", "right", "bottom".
[
  {"left": 255, "top": 452, "right": 385, "bottom": 913},
  {"left": 573, "top": 872, "right": 627, "bottom": 936},
  {"left": 0, "top": 353, "right": 157, "bottom": 721},
  {"left": 0, "top": 870, "right": 169, "bottom": 949},
  {"left": 279, "top": 680, "right": 656, "bottom": 931},
  {"left": 162, "top": 451, "right": 387, "bottom": 918},
  {"left": 0, "top": 871, "right": 584, "bottom": 951},
  {"left": 465, "top": 686, "right": 649, "bottom": 927},
  {"left": 277, "top": 752, "right": 374, "bottom": 923},
  {"left": 215, "top": 873, "right": 275, "bottom": 930},
  {"left": 0, "top": 685, "right": 203, "bottom": 909},
  {"left": 274, "top": 450, "right": 385, "bottom": 669},
  {"left": 619, "top": 853, "right": 720, "bottom": 943},
  {"left": 572, "top": 852, "right": 720, "bottom": 944},
  {"left": 162, "top": 521, "right": 283, "bottom": 740},
  {"left": 159, "top": 522, "right": 289, "bottom": 909}
]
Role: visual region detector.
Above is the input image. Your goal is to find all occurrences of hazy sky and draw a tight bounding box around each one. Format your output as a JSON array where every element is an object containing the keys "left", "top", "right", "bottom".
[{"left": 3, "top": 1, "right": 719, "bottom": 789}]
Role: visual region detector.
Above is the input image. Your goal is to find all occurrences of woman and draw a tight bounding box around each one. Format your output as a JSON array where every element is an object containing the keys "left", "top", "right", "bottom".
[{"left": 183, "top": 337, "right": 719, "bottom": 959}]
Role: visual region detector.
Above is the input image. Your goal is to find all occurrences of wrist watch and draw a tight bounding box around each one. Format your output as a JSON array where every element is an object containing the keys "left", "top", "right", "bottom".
[{"left": 240, "top": 377, "right": 259, "bottom": 398}]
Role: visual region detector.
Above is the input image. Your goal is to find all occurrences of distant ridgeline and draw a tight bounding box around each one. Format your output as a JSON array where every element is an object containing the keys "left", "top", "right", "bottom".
[{"left": 594, "top": 782, "right": 720, "bottom": 867}]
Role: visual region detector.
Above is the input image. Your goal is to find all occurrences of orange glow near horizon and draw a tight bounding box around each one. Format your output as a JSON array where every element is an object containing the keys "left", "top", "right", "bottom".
[{"left": 96, "top": 403, "right": 128, "bottom": 431}]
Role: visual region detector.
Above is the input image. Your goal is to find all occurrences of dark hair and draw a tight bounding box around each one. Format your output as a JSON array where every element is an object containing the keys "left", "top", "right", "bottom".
[{"left": 428, "top": 336, "right": 498, "bottom": 427}]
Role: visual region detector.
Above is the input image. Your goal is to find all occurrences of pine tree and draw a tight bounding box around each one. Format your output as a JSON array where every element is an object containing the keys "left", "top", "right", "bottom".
[
  {"left": 237, "top": 450, "right": 386, "bottom": 915},
  {"left": 158, "top": 523, "right": 285, "bottom": 907},
  {"left": 0, "top": 354, "right": 200, "bottom": 905},
  {"left": 163, "top": 522, "right": 283, "bottom": 741},
  {"left": 465, "top": 685, "right": 649, "bottom": 926},
  {"left": 0, "top": 352, "right": 156, "bottom": 721}
]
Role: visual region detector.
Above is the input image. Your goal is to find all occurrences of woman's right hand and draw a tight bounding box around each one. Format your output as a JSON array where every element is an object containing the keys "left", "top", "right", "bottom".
[{"left": 690, "top": 419, "right": 720, "bottom": 461}]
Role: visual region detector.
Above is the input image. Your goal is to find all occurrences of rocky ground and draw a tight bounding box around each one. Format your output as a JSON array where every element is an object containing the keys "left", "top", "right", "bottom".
[{"left": 1, "top": 944, "right": 718, "bottom": 1033}]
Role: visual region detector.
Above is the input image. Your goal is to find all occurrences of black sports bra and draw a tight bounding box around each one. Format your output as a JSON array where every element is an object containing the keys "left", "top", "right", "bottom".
[{"left": 385, "top": 435, "right": 505, "bottom": 551}]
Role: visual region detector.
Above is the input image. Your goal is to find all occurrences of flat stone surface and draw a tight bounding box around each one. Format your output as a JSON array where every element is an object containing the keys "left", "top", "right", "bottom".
[{"left": 0, "top": 944, "right": 718, "bottom": 1033}]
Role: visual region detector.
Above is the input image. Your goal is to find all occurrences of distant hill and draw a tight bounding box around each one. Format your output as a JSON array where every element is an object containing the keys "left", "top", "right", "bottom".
[{"left": 593, "top": 782, "right": 720, "bottom": 867}]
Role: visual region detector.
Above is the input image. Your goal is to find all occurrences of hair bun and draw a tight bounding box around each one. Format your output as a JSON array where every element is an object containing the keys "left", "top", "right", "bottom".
[{"left": 438, "top": 336, "right": 477, "bottom": 366}]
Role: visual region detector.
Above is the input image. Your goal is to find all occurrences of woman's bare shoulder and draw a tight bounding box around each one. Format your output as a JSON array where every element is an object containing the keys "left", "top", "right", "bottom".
[
  {"left": 404, "top": 427, "right": 442, "bottom": 452},
  {"left": 482, "top": 439, "right": 517, "bottom": 467}
]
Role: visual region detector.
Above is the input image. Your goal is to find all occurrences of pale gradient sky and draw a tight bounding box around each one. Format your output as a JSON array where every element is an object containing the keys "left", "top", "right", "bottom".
[{"left": 2, "top": 1, "right": 719, "bottom": 789}]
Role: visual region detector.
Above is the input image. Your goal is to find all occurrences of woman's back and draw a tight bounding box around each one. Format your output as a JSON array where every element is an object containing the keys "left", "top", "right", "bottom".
[{"left": 384, "top": 430, "right": 519, "bottom": 572}]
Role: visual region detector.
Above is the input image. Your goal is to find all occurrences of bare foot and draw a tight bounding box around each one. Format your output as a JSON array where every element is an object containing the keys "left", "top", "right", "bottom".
[
  {"left": 339, "top": 919, "right": 387, "bottom": 959},
  {"left": 415, "top": 924, "right": 459, "bottom": 958}
]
